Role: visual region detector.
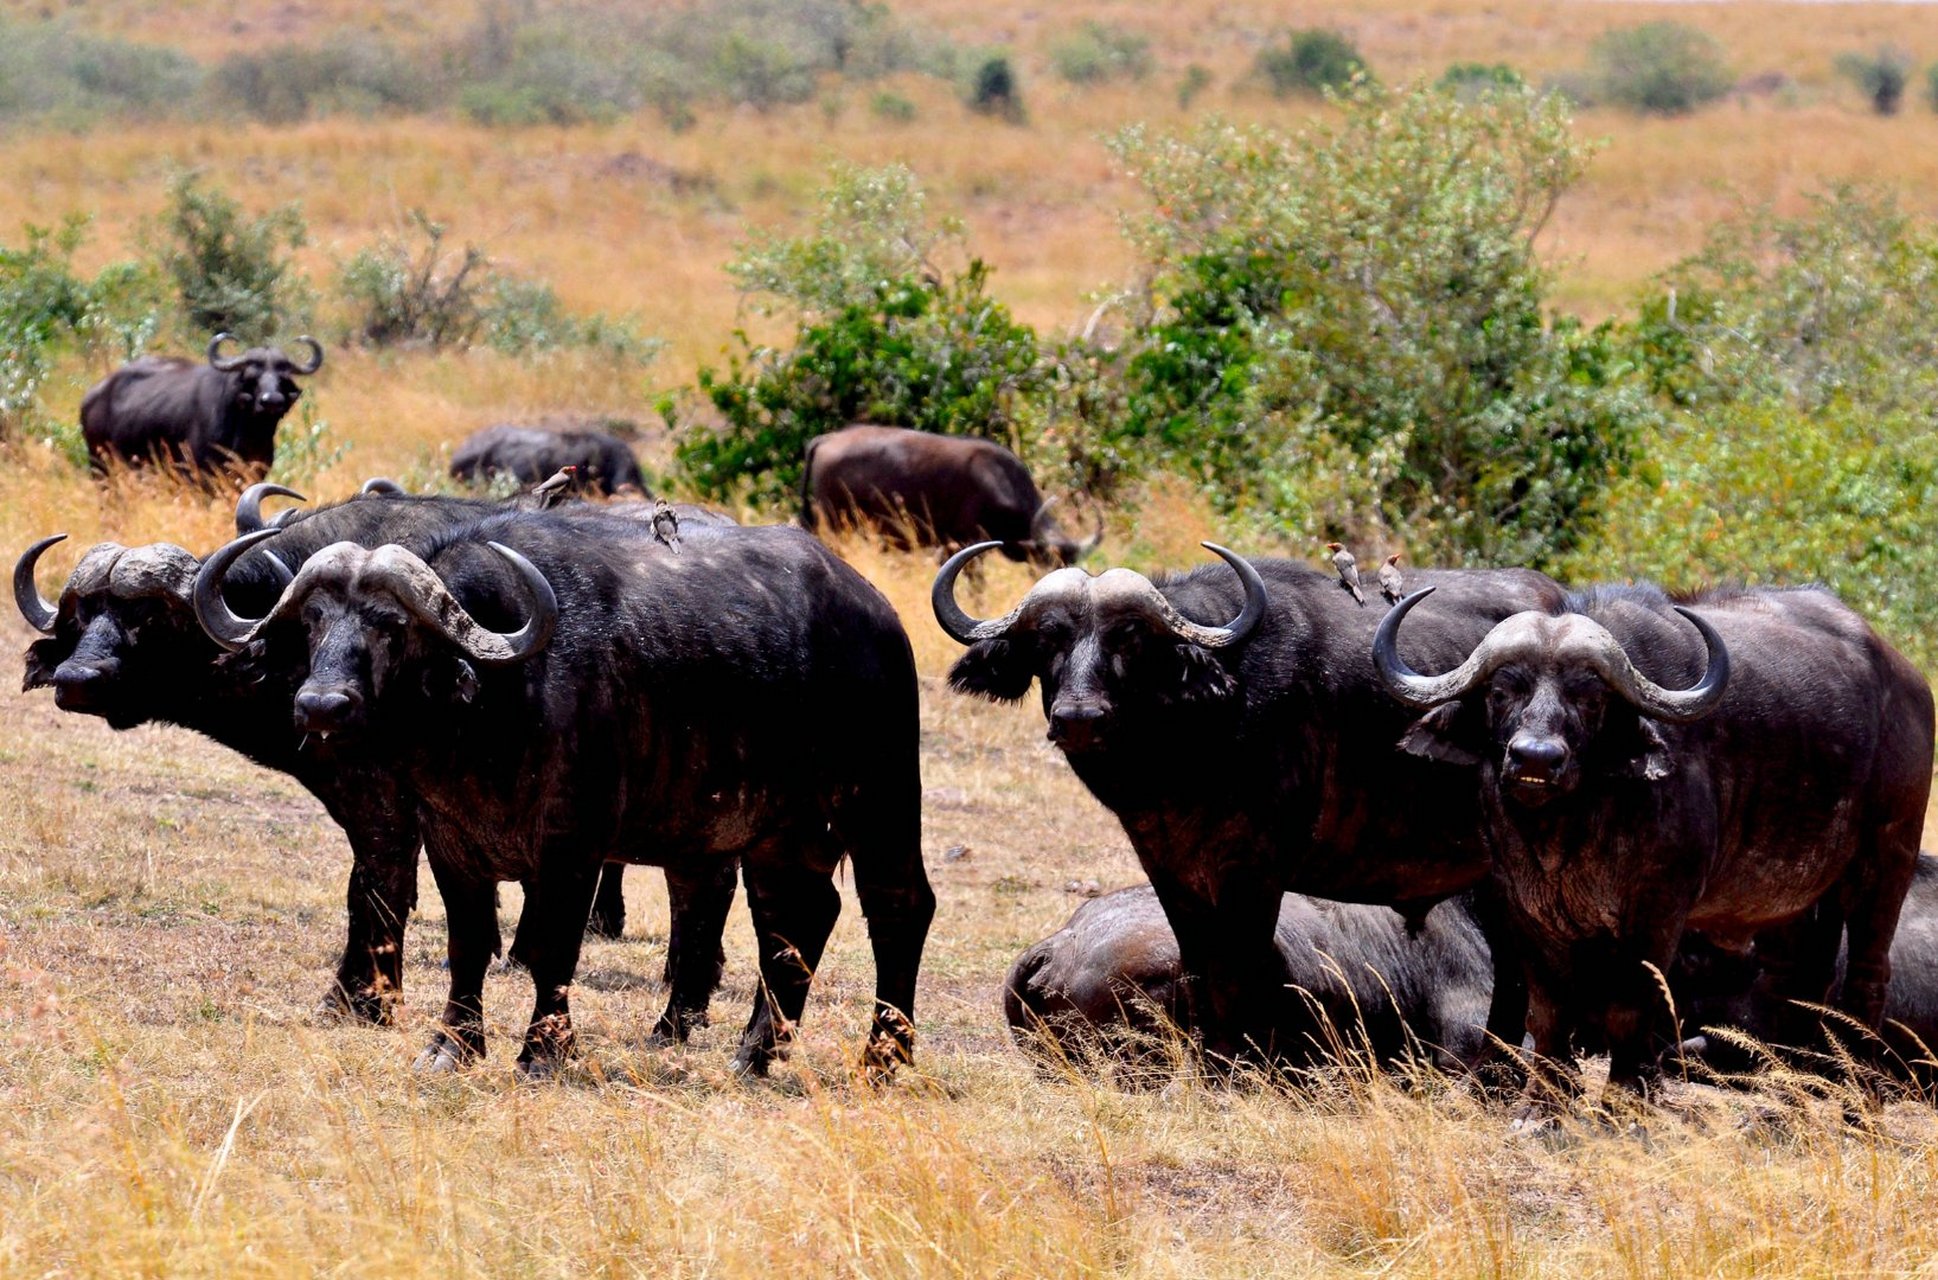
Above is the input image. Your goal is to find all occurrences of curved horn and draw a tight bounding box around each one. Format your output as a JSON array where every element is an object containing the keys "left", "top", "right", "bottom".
[
  {"left": 1597, "top": 606, "right": 1731, "bottom": 724},
  {"left": 289, "top": 335, "right": 324, "bottom": 375},
  {"left": 234, "top": 483, "right": 306, "bottom": 535},
  {"left": 1078, "top": 494, "right": 1105, "bottom": 557},
  {"left": 1158, "top": 543, "right": 1265, "bottom": 649},
  {"left": 13, "top": 534, "right": 66, "bottom": 634},
  {"left": 371, "top": 541, "right": 556, "bottom": 665},
  {"left": 931, "top": 541, "right": 1017, "bottom": 644},
  {"left": 207, "top": 332, "right": 245, "bottom": 372},
  {"left": 193, "top": 529, "right": 286, "bottom": 651},
  {"left": 360, "top": 477, "right": 404, "bottom": 497},
  {"left": 1373, "top": 587, "right": 1527, "bottom": 708}
]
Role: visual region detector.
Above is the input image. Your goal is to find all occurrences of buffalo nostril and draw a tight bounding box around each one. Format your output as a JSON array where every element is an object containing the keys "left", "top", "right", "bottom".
[
  {"left": 1508, "top": 737, "right": 1568, "bottom": 770},
  {"left": 295, "top": 689, "right": 357, "bottom": 731}
]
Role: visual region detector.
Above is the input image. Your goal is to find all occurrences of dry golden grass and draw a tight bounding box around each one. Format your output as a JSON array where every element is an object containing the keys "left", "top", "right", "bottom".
[{"left": 8, "top": 0, "right": 1938, "bottom": 1272}]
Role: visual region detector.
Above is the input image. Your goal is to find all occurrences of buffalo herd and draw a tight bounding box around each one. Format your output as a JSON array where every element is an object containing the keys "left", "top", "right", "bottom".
[{"left": 19, "top": 396, "right": 1938, "bottom": 1117}]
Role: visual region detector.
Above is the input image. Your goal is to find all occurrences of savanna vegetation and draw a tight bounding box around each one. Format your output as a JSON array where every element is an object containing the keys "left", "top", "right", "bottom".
[{"left": 7, "top": 0, "right": 1938, "bottom": 1274}]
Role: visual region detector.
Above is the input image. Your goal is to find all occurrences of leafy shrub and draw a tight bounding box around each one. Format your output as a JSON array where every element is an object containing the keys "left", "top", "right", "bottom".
[
  {"left": 676, "top": 165, "right": 1043, "bottom": 504},
  {"left": 1583, "top": 22, "right": 1730, "bottom": 115},
  {"left": 1929, "top": 63, "right": 1938, "bottom": 112},
  {"left": 0, "top": 20, "right": 202, "bottom": 124},
  {"left": 207, "top": 35, "right": 430, "bottom": 123},
  {"left": 1835, "top": 46, "right": 1913, "bottom": 116},
  {"left": 1177, "top": 64, "right": 1212, "bottom": 109},
  {"left": 149, "top": 173, "right": 311, "bottom": 343},
  {"left": 968, "top": 55, "right": 1025, "bottom": 121},
  {"left": 1254, "top": 30, "right": 1369, "bottom": 99},
  {"left": 1049, "top": 22, "right": 1153, "bottom": 86},
  {"left": 480, "top": 277, "right": 659, "bottom": 359},
  {"left": 870, "top": 90, "right": 916, "bottom": 122},
  {"left": 1108, "top": 84, "right": 1652, "bottom": 566},
  {"left": 1437, "top": 62, "right": 1526, "bottom": 99}
]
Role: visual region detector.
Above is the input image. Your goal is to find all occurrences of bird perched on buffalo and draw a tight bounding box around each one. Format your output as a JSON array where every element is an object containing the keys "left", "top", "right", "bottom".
[
  {"left": 1325, "top": 542, "right": 1365, "bottom": 606},
  {"left": 531, "top": 465, "right": 582, "bottom": 508},
  {"left": 651, "top": 499, "right": 682, "bottom": 554},
  {"left": 1378, "top": 553, "right": 1404, "bottom": 606}
]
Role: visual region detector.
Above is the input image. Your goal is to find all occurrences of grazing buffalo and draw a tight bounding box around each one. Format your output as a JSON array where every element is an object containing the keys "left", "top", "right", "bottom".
[
  {"left": 80, "top": 334, "right": 323, "bottom": 482},
  {"left": 802, "top": 425, "right": 1102, "bottom": 567},
  {"left": 934, "top": 541, "right": 1567, "bottom": 1072},
  {"left": 449, "top": 425, "right": 645, "bottom": 496},
  {"left": 194, "top": 512, "right": 933, "bottom": 1078},
  {"left": 1006, "top": 886, "right": 1493, "bottom": 1077},
  {"left": 1374, "top": 583, "right": 1933, "bottom": 1107},
  {"left": 14, "top": 490, "right": 734, "bottom": 1033}
]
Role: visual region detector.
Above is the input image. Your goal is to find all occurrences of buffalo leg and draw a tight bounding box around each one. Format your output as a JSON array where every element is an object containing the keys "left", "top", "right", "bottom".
[
  {"left": 839, "top": 759, "right": 934, "bottom": 1080},
  {"left": 731, "top": 859, "right": 842, "bottom": 1078},
  {"left": 1517, "top": 974, "right": 1582, "bottom": 1115},
  {"left": 587, "top": 862, "right": 627, "bottom": 940},
  {"left": 1145, "top": 864, "right": 1287, "bottom": 1072},
  {"left": 511, "top": 855, "right": 605, "bottom": 1077},
  {"left": 1465, "top": 885, "right": 1530, "bottom": 1096},
  {"left": 325, "top": 850, "right": 417, "bottom": 1025},
  {"left": 649, "top": 860, "right": 739, "bottom": 1046},
  {"left": 415, "top": 856, "right": 497, "bottom": 1071}
]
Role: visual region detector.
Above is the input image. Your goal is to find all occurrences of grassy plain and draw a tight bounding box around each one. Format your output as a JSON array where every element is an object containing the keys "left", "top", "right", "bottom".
[{"left": 7, "top": 0, "right": 1938, "bottom": 1274}]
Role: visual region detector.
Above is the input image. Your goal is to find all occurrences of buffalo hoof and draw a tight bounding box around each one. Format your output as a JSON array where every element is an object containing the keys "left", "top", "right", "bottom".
[
  {"left": 316, "top": 985, "right": 392, "bottom": 1027},
  {"left": 586, "top": 913, "right": 625, "bottom": 942},
  {"left": 728, "top": 1048, "right": 772, "bottom": 1080},
  {"left": 413, "top": 1037, "right": 474, "bottom": 1075}
]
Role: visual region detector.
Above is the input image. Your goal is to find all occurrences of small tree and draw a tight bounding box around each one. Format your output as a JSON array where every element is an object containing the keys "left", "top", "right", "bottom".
[
  {"left": 150, "top": 173, "right": 310, "bottom": 342},
  {"left": 968, "top": 55, "right": 1024, "bottom": 121},
  {"left": 1049, "top": 21, "right": 1153, "bottom": 86},
  {"left": 1584, "top": 22, "right": 1731, "bottom": 115},
  {"left": 1835, "top": 46, "right": 1912, "bottom": 116},
  {"left": 1254, "top": 30, "right": 1369, "bottom": 98}
]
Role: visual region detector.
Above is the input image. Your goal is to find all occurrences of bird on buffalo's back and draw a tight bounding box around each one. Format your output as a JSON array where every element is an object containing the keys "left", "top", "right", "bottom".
[
  {"left": 1378, "top": 553, "right": 1404, "bottom": 606},
  {"left": 1326, "top": 542, "right": 1365, "bottom": 607},
  {"left": 651, "top": 499, "right": 682, "bottom": 555},
  {"left": 532, "top": 465, "right": 581, "bottom": 508}
]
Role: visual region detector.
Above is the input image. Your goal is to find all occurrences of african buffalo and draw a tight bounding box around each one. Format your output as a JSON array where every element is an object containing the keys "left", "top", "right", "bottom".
[
  {"left": 194, "top": 511, "right": 933, "bottom": 1078},
  {"left": 1006, "top": 886, "right": 1493, "bottom": 1078},
  {"left": 934, "top": 541, "right": 1567, "bottom": 1073},
  {"left": 449, "top": 425, "right": 646, "bottom": 496},
  {"left": 1374, "top": 583, "right": 1933, "bottom": 1107},
  {"left": 802, "top": 425, "right": 1102, "bottom": 567},
  {"left": 80, "top": 333, "right": 323, "bottom": 482}
]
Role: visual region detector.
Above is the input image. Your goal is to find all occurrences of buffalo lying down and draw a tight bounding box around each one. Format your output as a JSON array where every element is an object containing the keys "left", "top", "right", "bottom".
[
  {"left": 1006, "top": 886, "right": 1493, "bottom": 1076},
  {"left": 449, "top": 424, "right": 645, "bottom": 496},
  {"left": 81, "top": 334, "right": 323, "bottom": 482}
]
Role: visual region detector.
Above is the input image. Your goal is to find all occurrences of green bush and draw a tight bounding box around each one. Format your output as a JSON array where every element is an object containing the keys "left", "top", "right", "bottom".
[
  {"left": 1928, "top": 63, "right": 1938, "bottom": 112},
  {"left": 1049, "top": 21, "right": 1153, "bottom": 86},
  {"left": 1108, "top": 85, "right": 1652, "bottom": 566},
  {"left": 870, "top": 90, "right": 916, "bottom": 122},
  {"left": 1437, "top": 62, "right": 1526, "bottom": 99},
  {"left": 968, "top": 55, "right": 1025, "bottom": 121},
  {"left": 1254, "top": 30, "right": 1369, "bottom": 99},
  {"left": 1177, "top": 64, "right": 1213, "bottom": 109},
  {"left": 149, "top": 173, "right": 311, "bottom": 343},
  {"left": 675, "top": 166, "right": 1043, "bottom": 504},
  {"left": 1583, "top": 22, "right": 1731, "bottom": 115},
  {"left": 207, "top": 35, "right": 431, "bottom": 123},
  {"left": 1835, "top": 46, "right": 1913, "bottom": 116},
  {"left": 0, "top": 20, "right": 202, "bottom": 124}
]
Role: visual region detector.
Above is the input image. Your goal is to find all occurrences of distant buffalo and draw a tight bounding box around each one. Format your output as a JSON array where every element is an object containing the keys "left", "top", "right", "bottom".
[
  {"left": 449, "top": 425, "right": 645, "bottom": 496},
  {"left": 1006, "top": 886, "right": 1493, "bottom": 1078},
  {"left": 803, "top": 425, "right": 1101, "bottom": 568},
  {"left": 80, "top": 333, "right": 323, "bottom": 483}
]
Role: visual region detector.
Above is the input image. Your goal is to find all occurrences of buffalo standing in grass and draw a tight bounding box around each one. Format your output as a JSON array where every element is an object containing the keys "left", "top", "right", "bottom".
[
  {"left": 1374, "top": 583, "right": 1933, "bottom": 1108},
  {"left": 81, "top": 334, "right": 323, "bottom": 482},
  {"left": 803, "top": 425, "right": 1102, "bottom": 568},
  {"left": 1006, "top": 886, "right": 1493, "bottom": 1078},
  {"left": 934, "top": 541, "right": 1567, "bottom": 1073},
  {"left": 449, "top": 425, "right": 646, "bottom": 496},
  {"left": 195, "top": 511, "right": 933, "bottom": 1077}
]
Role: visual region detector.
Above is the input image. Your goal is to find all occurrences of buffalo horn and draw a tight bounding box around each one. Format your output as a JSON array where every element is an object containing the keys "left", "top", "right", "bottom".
[
  {"left": 360, "top": 477, "right": 404, "bottom": 497},
  {"left": 13, "top": 534, "right": 66, "bottom": 634},
  {"left": 374, "top": 541, "right": 557, "bottom": 664},
  {"left": 1078, "top": 495, "right": 1106, "bottom": 557},
  {"left": 931, "top": 541, "right": 1018, "bottom": 643},
  {"left": 1373, "top": 587, "right": 1522, "bottom": 708},
  {"left": 234, "top": 483, "right": 307, "bottom": 535},
  {"left": 290, "top": 336, "right": 324, "bottom": 375},
  {"left": 194, "top": 528, "right": 287, "bottom": 651},
  {"left": 207, "top": 332, "right": 245, "bottom": 372},
  {"left": 1158, "top": 543, "right": 1266, "bottom": 649},
  {"left": 1602, "top": 607, "right": 1730, "bottom": 724}
]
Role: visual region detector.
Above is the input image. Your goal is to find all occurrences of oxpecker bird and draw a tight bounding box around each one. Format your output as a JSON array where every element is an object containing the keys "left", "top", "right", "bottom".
[
  {"left": 531, "top": 464, "right": 581, "bottom": 509},
  {"left": 1326, "top": 541, "right": 1365, "bottom": 607},
  {"left": 1378, "top": 553, "right": 1404, "bottom": 606},
  {"left": 651, "top": 498, "right": 682, "bottom": 554}
]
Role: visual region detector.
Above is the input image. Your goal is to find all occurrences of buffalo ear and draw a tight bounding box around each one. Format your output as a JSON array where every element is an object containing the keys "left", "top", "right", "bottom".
[
  {"left": 1173, "top": 641, "right": 1237, "bottom": 703},
  {"left": 948, "top": 638, "right": 1035, "bottom": 703},
  {"left": 1399, "top": 701, "right": 1484, "bottom": 767},
  {"left": 22, "top": 638, "right": 64, "bottom": 691},
  {"left": 1613, "top": 715, "right": 1675, "bottom": 781},
  {"left": 421, "top": 657, "right": 480, "bottom": 705}
]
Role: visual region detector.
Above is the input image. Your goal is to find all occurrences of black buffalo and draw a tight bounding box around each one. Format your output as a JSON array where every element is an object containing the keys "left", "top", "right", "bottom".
[
  {"left": 194, "top": 511, "right": 933, "bottom": 1078},
  {"left": 802, "top": 425, "right": 1102, "bottom": 567},
  {"left": 934, "top": 541, "right": 1567, "bottom": 1072},
  {"left": 449, "top": 425, "right": 646, "bottom": 496},
  {"left": 1374, "top": 583, "right": 1933, "bottom": 1107},
  {"left": 80, "top": 333, "right": 323, "bottom": 482},
  {"left": 1006, "top": 886, "right": 1493, "bottom": 1078}
]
